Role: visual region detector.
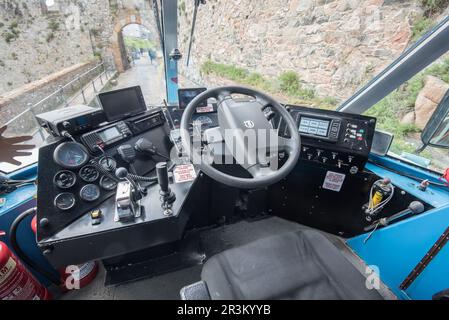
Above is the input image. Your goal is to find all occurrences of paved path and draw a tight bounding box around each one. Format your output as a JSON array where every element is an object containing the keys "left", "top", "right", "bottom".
[{"left": 114, "top": 55, "right": 166, "bottom": 105}]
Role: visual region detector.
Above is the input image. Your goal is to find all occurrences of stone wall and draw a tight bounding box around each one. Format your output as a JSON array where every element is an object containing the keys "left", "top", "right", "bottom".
[
  {"left": 0, "top": 0, "right": 162, "bottom": 124},
  {"left": 178, "top": 0, "right": 424, "bottom": 100},
  {"left": 0, "top": 0, "right": 114, "bottom": 94},
  {"left": 0, "top": 60, "right": 99, "bottom": 124}
]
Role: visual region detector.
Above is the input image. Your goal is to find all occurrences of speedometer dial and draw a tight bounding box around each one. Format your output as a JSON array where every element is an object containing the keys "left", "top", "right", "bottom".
[{"left": 53, "top": 142, "right": 89, "bottom": 169}]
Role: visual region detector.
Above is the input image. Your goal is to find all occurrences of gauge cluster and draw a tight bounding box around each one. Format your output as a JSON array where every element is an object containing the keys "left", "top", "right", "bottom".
[{"left": 50, "top": 141, "right": 118, "bottom": 214}]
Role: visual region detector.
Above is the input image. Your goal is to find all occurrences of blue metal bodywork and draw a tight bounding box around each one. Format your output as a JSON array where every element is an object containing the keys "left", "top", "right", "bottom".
[
  {"left": 0, "top": 164, "right": 58, "bottom": 285},
  {"left": 347, "top": 154, "right": 449, "bottom": 300}
]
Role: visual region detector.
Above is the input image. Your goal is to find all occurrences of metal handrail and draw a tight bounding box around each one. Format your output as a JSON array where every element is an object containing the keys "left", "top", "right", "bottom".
[{"left": 3, "top": 62, "right": 116, "bottom": 142}]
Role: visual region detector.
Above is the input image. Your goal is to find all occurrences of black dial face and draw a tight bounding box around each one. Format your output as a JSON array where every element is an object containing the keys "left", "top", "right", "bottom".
[
  {"left": 79, "top": 165, "right": 99, "bottom": 182},
  {"left": 79, "top": 184, "right": 100, "bottom": 202},
  {"left": 99, "top": 176, "right": 117, "bottom": 191},
  {"left": 53, "top": 142, "right": 89, "bottom": 169},
  {"left": 53, "top": 170, "right": 76, "bottom": 189},
  {"left": 54, "top": 192, "right": 76, "bottom": 211},
  {"left": 98, "top": 156, "right": 117, "bottom": 171}
]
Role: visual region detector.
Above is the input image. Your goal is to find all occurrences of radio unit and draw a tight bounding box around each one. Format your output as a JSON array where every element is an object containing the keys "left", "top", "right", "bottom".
[
  {"left": 36, "top": 105, "right": 106, "bottom": 137},
  {"left": 81, "top": 121, "right": 132, "bottom": 153}
]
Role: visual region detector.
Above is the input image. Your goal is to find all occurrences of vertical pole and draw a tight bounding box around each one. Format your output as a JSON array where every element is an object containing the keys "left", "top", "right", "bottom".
[
  {"left": 162, "top": 0, "right": 179, "bottom": 105},
  {"left": 59, "top": 85, "right": 68, "bottom": 107},
  {"left": 79, "top": 77, "right": 87, "bottom": 104},
  {"left": 27, "top": 103, "right": 45, "bottom": 141}
]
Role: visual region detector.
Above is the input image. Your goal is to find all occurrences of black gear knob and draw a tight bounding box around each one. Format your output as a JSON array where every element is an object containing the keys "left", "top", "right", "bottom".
[{"left": 156, "top": 162, "right": 169, "bottom": 193}]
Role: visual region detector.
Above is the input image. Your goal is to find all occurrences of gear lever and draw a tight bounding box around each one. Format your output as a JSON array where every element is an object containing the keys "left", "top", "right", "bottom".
[
  {"left": 114, "top": 167, "right": 142, "bottom": 221},
  {"left": 115, "top": 167, "right": 143, "bottom": 201},
  {"left": 156, "top": 162, "right": 176, "bottom": 215}
]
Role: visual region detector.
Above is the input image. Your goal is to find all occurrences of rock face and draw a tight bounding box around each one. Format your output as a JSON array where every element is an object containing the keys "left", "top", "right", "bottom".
[
  {"left": 0, "top": 0, "right": 157, "bottom": 96},
  {"left": 178, "top": 0, "right": 423, "bottom": 100},
  {"left": 0, "top": 0, "right": 115, "bottom": 95},
  {"left": 414, "top": 75, "right": 449, "bottom": 129}
]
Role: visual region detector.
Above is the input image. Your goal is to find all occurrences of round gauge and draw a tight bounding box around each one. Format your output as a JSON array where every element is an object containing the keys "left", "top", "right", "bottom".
[
  {"left": 194, "top": 116, "right": 213, "bottom": 125},
  {"left": 54, "top": 192, "right": 76, "bottom": 211},
  {"left": 79, "top": 184, "right": 100, "bottom": 202},
  {"left": 98, "top": 156, "right": 117, "bottom": 172},
  {"left": 79, "top": 165, "right": 99, "bottom": 182},
  {"left": 53, "top": 142, "right": 89, "bottom": 169},
  {"left": 53, "top": 170, "right": 76, "bottom": 189},
  {"left": 99, "top": 176, "right": 118, "bottom": 191}
]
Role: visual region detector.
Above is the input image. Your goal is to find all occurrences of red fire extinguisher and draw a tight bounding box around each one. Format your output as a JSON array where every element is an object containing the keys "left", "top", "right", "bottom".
[
  {"left": 31, "top": 216, "right": 98, "bottom": 292},
  {"left": 0, "top": 230, "right": 51, "bottom": 300}
]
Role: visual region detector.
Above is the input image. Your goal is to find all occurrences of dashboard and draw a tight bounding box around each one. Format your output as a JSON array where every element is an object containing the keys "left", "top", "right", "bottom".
[{"left": 35, "top": 86, "right": 377, "bottom": 269}]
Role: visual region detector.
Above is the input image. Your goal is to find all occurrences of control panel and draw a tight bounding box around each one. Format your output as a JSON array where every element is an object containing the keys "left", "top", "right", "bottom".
[
  {"left": 278, "top": 105, "right": 376, "bottom": 174},
  {"left": 81, "top": 109, "right": 165, "bottom": 153},
  {"left": 81, "top": 121, "right": 133, "bottom": 153},
  {"left": 36, "top": 108, "right": 169, "bottom": 240}
]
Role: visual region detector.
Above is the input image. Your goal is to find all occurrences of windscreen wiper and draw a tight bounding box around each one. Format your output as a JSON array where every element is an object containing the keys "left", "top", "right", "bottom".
[{"left": 186, "top": 0, "right": 206, "bottom": 66}]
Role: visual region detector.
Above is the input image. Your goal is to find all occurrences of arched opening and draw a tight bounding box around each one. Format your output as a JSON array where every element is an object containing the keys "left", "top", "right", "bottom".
[{"left": 111, "top": 21, "right": 165, "bottom": 104}]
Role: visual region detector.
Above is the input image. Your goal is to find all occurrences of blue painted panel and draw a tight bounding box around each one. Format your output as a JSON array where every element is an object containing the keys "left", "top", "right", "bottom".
[
  {"left": 349, "top": 155, "right": 449, "bottom": 300},
  {"left": 348, "top": 204, "right": 449, "bottom": 299}
]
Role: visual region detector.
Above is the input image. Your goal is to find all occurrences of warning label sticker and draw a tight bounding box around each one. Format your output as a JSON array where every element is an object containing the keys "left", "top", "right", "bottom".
[
  {"left": 196, "top": 105, "right": 214, "bottom": 113},
  {"left": 173, "top": 164, "right": 197, "bottom": 183},
  {"left": 322, "top": 171, "right": 346, "bottom": 192}
]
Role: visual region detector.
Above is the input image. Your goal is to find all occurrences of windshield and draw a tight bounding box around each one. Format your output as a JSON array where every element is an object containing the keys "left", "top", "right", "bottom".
[
  {"left": 178, "top": 0, "right": 449, "bottom": 173},
  {"left": 0, "top": 0, "right": 166, "bottom": 173},
  {"left": 1, "top": 0, "right": 449, "bottom": 173}
]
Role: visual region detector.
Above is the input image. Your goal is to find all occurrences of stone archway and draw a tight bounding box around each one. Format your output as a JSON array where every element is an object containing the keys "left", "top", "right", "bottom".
[{"left": 111, "top": 12, "right": 152, "bottom": 73}]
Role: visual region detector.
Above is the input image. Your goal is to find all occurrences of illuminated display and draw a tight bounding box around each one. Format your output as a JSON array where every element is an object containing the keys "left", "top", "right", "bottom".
[{"left": 299, "top": 117, "right": 330, "bottom": 137}]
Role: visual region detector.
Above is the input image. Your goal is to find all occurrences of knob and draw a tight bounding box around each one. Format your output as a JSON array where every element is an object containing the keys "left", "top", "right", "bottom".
[
  {"left": 39, "top": 218, "right": 50, "bottom": 228},
  {"left": 332, "top": 153, "right": 337, "bottom": 160},
  {"left": 156, "top": 162, "right": 170, "bottom": 193},
  {"left": 322, "top": 157, "right": 328, "bottom": 164},
  {"left": 317, "top": 150, "right": 322, "bottom": 156},
  {"left": 62, "top": 121, "right": 71, "bottom": 129},
  {"left": 115, "top": 167, "right": 129, "bottom": 179}
]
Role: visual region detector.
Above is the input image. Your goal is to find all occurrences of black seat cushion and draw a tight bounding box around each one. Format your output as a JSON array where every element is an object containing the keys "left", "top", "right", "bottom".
[{"left": 201, "top": 229, "right": 383, "bottom": 300}]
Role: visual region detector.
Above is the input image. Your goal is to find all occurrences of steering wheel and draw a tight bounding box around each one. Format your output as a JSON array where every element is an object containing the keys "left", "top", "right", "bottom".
[{"left": 180, "top": 86, "right": 300, "bottom": 189}]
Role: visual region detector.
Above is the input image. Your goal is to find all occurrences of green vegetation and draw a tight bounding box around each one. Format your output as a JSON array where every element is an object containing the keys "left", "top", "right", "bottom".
[
  {"left": 2, "top": 21, "right": 20, "bottom": 43},
  {"left": 48, "top": 19, "right": 59, "bottom": 32},
  {"left": 411, "top": 17, "right": 435, "bottom": 42},
  {"left": 366, "top": 55, "right": 449, "bottom": 157},
  {"left": 420, "top": 0, "right": 449, "bottom": 16},
  {"left": 200, "top": 60, "right": 338, "bottom": 108},
  {"left": 124, "top": 36, "right": 155, "bottom": 51}
]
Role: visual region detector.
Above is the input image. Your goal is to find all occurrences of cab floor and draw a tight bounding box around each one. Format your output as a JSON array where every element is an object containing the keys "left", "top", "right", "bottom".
[{"left": 60, "top": 216, "right": 394, "bottom": 300}]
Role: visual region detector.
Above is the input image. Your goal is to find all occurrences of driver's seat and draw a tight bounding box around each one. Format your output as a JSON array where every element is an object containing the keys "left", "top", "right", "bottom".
[{"left": 182, "top": 229, "right": 383, "bottom": 300}]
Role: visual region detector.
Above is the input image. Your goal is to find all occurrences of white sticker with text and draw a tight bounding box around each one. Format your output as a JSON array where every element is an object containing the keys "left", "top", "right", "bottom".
[
  {"left": 322, "top": 171, "right": 346, "bottom": 192},
  {"left": 173, "top": 164, "right": 197, "bottom": 183}
]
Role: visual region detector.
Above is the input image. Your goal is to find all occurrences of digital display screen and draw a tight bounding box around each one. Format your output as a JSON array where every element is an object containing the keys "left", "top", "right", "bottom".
[
  {"left": 98, "top": 127, "right": 121, "bottom": 142},
  {"left": 98, "top": 86, "right": 147, "bottom": 121},
  {"left": 178, "top": 88, "right": 207, "bottom": 110},
  {"left": 299, "top": 117, "right": 330, "bottom": 137}
]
